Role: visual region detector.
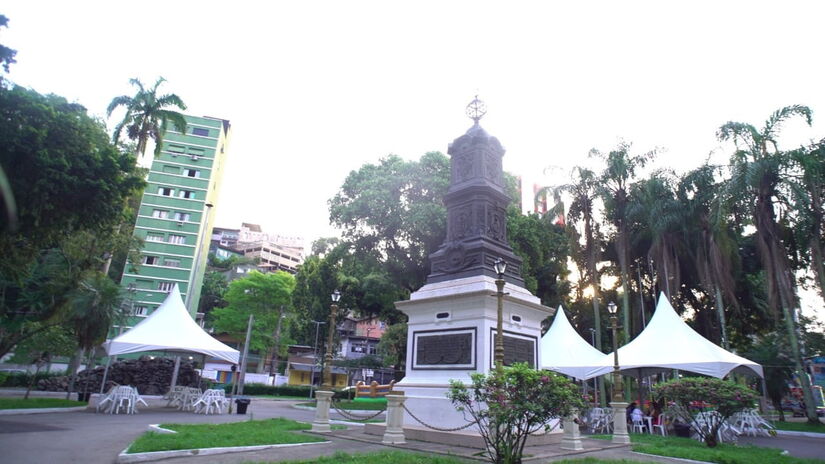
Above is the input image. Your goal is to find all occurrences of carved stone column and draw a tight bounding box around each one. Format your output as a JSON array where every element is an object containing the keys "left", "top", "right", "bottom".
[
  {"left": 382, "top": 393, "right": 407, "bottom": 444},
  {"left": 560, "top": 409, "right": 583, "bottom": 450},
  {"left": 311, "top": 390, "right": 334, "bottom": 433},
  {"left": 611, "top": 401, "right": 631, "bottom": 444}
]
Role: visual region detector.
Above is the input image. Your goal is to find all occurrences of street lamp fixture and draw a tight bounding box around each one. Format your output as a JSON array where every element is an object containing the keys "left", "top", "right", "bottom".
[
  {"left": 607, "top": 301, "right": 622, "bottom": 402},
  {"left": 322, "top": 289, "right": 341, "bottom": 388},
  {"left": 494, "top": 258, "right": 507, "bottom": 373}
]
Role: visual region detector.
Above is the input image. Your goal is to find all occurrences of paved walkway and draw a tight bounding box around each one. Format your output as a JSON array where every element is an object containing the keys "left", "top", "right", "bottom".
[{"left": 0, "top": 398, "right": 820, "bottom": 463}]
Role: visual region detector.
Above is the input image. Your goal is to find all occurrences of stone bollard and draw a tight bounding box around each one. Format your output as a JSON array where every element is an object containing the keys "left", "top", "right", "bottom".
[
  {"left": 560, "top": 409, "right": 583, "bottom": 450},
  {"left": 611, "top": 401, "right": 631, "bottom": 444},
  {"left": 311, "top": 390, "right": 334, "bottom": 433},
  {"left": 382, "top": 392, "right": 406, "bottom": 444}
]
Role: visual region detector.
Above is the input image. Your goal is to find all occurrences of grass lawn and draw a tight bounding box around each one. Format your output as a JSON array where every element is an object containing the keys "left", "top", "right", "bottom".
[
  {"left": 592, "top": 433, "right": 824, "bottom": 464},
  {"left": 0, "top": 398, "right": 86, "bottom": 409},
  {"left": 555, "top": 459, "right": 650, "bottom": 464},
  {"left": 127, "top": 418, "right": 327, "bottom": 453},
  {"left": 772, "top": 420, "right": 825, "bottom": 434},
  {"left": 296, "top": 400, "right": 387, "bottom": 411},
  {"left": 253, "top": 450, "right": 470, "bottom": 463}
]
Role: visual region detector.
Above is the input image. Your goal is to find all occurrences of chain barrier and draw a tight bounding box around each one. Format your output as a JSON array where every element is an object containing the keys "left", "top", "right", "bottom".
[
  {"left": 402, "top": 403, "right": 478, "bottom": 432},
  {"left": 329, "top": 398, "right": 387, "bottom": 421}
]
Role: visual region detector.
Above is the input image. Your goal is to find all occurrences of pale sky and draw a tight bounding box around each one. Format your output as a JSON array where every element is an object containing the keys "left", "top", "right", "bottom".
[{"left": 3, "top": 1, "right": 824, "bottom": 318}]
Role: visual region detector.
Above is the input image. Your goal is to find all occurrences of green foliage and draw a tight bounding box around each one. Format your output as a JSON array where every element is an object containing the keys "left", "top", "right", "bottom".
[
  {"left": 653, "top": 377, "right": 757, "bottom": 447},
  {"left": 0, "top": 86, "right": 144, "bottom": 250},
  {"left": 223, "top": 383, "right": 313, "bottom": 397},
  {"left": 210, "top": 271, "right": 295, "bottom": 352},
  {"left": 7, "top": 323, "right": 76, "bottom": 364},
  {"left": 107, "top": 77, "right": 187, "bottom": 157},
  {"left": 0, "top": 370, "right": 67, "bottom": 388},
  {"left": 0, "top": 15, "right": 17, "bottom": 77},
  {"left": 198, "top": 270, "right": 228, "bottom": 315},
  {"left": 329, "top": 152, "right": 449, "bottom": 293},
  {"left": 127, "top": 418, "right": 325, "bottom": 453},
  {"left": 448, "top": 363, "right": 584, "bottom": 464},
  {"left": 377, "top": 322, "right": 407, "bottom": 370},
  {"left": 506, "top": 210, "right": 570, "bottom": 307}
]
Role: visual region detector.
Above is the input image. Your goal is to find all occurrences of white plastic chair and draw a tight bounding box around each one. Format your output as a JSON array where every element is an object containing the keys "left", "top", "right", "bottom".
[{"left": 652, "top": 413, "right": 667, "bottom": 436}]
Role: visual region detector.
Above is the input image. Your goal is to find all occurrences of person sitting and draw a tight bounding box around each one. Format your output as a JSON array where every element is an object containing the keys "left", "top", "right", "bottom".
[{"left": 626, "top": 402, "right": 637, "bottom": 423}]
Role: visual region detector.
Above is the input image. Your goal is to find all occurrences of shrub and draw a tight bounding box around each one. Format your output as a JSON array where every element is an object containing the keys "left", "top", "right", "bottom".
[
  {"left": 0, "top": 370, "right": 66, "bottom": 388},
  {"left": 653, "top": 377, "right": 757, "bottom": 448},
  {"left": 448, "top": 363, "right": 584, "bottom": 464},
  {"left": 222, "top": 383, "right": 348, "bottom": 399}
]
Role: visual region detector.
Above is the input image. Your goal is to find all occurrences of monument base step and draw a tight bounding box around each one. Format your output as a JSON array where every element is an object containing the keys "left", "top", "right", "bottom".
[{"left": 363, "top": 423, "right": 563, "bottom": 449}]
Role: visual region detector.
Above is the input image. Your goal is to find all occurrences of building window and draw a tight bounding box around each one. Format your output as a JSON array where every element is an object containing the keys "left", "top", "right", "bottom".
[
  {"left": 151, "top": 209, "right": 169, "bottom": 219},
  {"left": 183, "top": 169, "right": 201, "bottom": 178},
  {"left": 164, "top": 259, "right": 181, "bottom": 268},
  {"left": 158, "top": 187, "right": 173, "bottom": 196},
  {"left": 134, "top": 306, "right": 149, "bottom": 317},
  {"left": 192, "top": 127, "right": 210, "bottom": 137},
  {"left": 158, "top": 282, "right": 175, "bottom": 292},
  {"left": 146, "top": 233, "right": 164, "bottom": 242},
  {"left": 168, "top": 235, "right": 186, "bottom": 245},
  {"left": 168, "top": 144, "right": 185, "bottom": 153},
  {"left": 173, "top": 212, "right": 191, "bottom": 221},
  {"left": 178, "top": 190, "right": 195, "bottom": 199},
  {"left": 142, "top": 256, "right": 158, "bottom": 265}
]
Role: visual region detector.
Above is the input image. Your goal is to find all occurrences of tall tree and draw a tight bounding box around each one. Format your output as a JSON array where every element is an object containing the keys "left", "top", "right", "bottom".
[
  {"left": 329, "top": 152, "right": 450, "bottom": 293},
  {"left": 0, "top": 14, "right": 17, "bottom": 83},
  {"left": 718, "top": 104, "right": 819, "bottom": 423},
  {"left": 107, "top": 77, "right": 187, "bottom": 157},
  {"left": 789, "top": 140, "right": 825, "bottom": 304},
  {"left": 678, "top": 165, "right": 741, "bottom": 349},
  {"left": 545, "top": 166, "right": 607, "bottom": 404},
  {"left": 593, "top": 143, "right": 655, "bottom": 343},
  {"left": 210, "top": 271, "right": 295, "bottom": 372}
]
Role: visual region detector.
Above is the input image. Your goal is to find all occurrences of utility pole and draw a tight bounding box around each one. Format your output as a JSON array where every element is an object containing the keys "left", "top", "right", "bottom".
[{"left": 237, "top": 314, "right": 254, "bottom": 395}]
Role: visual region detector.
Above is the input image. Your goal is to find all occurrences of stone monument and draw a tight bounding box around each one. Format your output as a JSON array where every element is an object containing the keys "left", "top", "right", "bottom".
[{"left": 395, "top": 97, "right": 554, "bottom": 430}]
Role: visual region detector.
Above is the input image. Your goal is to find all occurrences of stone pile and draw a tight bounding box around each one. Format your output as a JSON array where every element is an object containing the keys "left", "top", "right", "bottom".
[{"left": 38, "top": 356, "right": 203, "bottom": 395}]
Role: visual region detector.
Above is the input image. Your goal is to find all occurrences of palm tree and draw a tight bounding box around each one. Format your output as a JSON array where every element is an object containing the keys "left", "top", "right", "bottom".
[
  {"left": 545, "top": 166, "right": 607, "bottom": 405},
  {"left": 718, "top": 105, "right": 819, "bottom": 424},
  {"left": 788, "top": 140, "right": 825, "bottom": 304},
  {"left": 107, "top": 77, "right": 187, "bottom": 158},
  {"left": 627, "top": 171, "right": 684, "bottom": 300},
  {"left": 678, "top": 165, "right": 740, "bottom": 349},
  {"left": 592, "top": 143, "right": 656, "bottom": 342}
]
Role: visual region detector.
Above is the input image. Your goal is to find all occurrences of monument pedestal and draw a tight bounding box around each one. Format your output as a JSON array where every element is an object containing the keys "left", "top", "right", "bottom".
[{"left": 395, "top": 274, "right": 554, "bottom": 431}]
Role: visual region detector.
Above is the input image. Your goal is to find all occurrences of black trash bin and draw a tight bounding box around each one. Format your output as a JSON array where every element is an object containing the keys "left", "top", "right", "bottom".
[
  {"left": 673, "top": 423, "right": 691, "bottom": 438},
  {"left": 235, "top": 398, "right": 251, "bottom": 414},
  {"left": 76, "top": 392, "right": 91, "bottom": 402}
]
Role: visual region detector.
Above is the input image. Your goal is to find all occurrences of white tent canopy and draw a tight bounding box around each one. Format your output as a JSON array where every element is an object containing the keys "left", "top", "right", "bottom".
[
  {"left": 540, "top": 306, "right": 608, "bottom": 380},
  {"left": 106, "top": 284, "right": 239, "bottom": 364},
  {"left": 583, "top": 293, "right": 763, "bottom": 380}
]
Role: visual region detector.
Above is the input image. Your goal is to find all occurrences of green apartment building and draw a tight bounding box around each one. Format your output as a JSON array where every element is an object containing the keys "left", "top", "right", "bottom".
[{"left": 116, "top": 115, "right": 231, "bottom": 332}]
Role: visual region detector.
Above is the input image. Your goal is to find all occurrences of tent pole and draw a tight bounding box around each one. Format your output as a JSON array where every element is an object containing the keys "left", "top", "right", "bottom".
[
  {"left": 170, "top": 356, "right": 181, "bottom": 391},
  {"left": 100, "top": 355, "right": 113, "bottom": 394}
]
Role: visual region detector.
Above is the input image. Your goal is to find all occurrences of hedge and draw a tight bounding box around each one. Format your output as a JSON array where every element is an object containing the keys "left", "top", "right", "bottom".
[
  {"left": 0, "top": 371, "right": 67, "bottom": 388},
  {"left": 223, "top": 383, "right": 351, "bottom": 399}
]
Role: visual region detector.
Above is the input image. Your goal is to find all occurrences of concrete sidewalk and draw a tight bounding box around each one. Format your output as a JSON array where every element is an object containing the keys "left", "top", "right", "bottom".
[{"left": 0, "top": 398, "right": 819, "bottom": 464}]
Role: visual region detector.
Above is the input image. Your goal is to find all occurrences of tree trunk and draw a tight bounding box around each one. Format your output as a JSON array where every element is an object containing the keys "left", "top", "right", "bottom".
[
  {"left": 24, "top": 361, "right": 43, "bottom": 400},
  {"left": 777, "top": 286, "right": 820, "bottom": 424},
  {"left": 585, "top": 213, "right": 607, "bottom": 407},
  {"left": 65, "top": 347, "right": 84, "bottom": 400},
  {"left": 714, "top": 285, "right": 729, "bottom": 350},
  {"left": 269, "top": 305, "right": 285, "bottom": 375}
]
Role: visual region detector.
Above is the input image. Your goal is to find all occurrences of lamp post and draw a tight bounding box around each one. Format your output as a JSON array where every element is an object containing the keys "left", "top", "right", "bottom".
[
  {"left": 309, "top": 320, "right": 325, "bottom": 398},
  {"left": 322, "top": 289, "right": 341, "bottom": 388},
  {"left": 493, "top": 258, "right": 507, "bottom": 373},
  {"left": 607, "top": 300, "right": 630, "bottom": 444}
]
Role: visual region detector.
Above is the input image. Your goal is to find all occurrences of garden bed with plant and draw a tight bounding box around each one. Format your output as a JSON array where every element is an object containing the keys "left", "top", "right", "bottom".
[{"left": 126, "top": 418, "right": 327, "bottom": 453}]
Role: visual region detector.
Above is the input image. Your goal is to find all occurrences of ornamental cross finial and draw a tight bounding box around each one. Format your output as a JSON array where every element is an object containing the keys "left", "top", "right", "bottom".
[{"left": 465, "top": 95, "right": 487, "bottom": 124}]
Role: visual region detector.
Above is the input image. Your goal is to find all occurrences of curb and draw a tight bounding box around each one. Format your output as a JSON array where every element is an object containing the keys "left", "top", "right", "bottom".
[
  {"left": 775, "top": 429, "right": 825, "bottom": 438},
  {"left": 0, "top": 406, "right": 88, "bottom": 415},
  {"left": 116, "top": 440, "right": 332, "bottom": 463},
  {"left": 632, "top": 451, "right": 712, "bottom": 464}
]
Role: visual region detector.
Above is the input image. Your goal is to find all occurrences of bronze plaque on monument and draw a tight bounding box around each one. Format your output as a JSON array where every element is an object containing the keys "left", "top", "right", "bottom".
[
  {"left": 490, "top": 329, "right": 537, "bottom": 368},
  {"left": 412, "top": 328, "right": 476, "bottom": 370}
]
